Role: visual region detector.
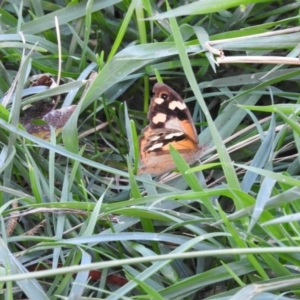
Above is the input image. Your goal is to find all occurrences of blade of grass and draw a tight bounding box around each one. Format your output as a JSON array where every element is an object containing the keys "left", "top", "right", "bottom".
[{"left": 167, "top": 1, "right": 240, "bottom": 190}]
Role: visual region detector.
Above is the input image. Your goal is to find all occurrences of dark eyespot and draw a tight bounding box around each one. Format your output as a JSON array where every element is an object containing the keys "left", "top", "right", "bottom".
[{"left": 161, "top": 92, "right": 168, "bottom": 100}]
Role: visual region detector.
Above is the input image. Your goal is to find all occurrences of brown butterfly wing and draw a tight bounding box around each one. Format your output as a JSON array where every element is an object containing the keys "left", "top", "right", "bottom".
[{"left": 138, "top": 83, "right": 201, "bottom": 175}]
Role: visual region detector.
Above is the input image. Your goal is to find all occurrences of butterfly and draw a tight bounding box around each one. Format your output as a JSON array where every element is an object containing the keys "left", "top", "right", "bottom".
[{"left": 138, "top": 83, "right": 201, "bottom": 176}]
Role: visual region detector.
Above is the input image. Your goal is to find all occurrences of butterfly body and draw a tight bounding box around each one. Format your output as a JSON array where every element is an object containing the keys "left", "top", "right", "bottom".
[{"left": 138, "top": 83, "right": 201, "bottom": 176}]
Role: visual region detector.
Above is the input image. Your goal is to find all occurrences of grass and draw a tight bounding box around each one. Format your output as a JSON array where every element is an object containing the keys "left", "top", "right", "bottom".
[{"left": 1, "top": 0, "right": 300, "bottom": 299}]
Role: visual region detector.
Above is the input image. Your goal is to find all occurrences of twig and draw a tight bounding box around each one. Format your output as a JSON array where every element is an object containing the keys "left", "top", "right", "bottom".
[{"left": 205, "top": 26, "right": 300, "bottom": 66}]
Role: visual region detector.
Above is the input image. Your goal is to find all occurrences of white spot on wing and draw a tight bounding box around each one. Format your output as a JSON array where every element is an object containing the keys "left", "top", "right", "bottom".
[
  {"left": 154, "top": 97, "right": 164, "bottom": 104},
  {"left": 148, "top": 142, "right": 163, "bottom": 151},
  {"left": 153, "top": 113, "right": 167, "bottom": 124},
  {"left": 169, "top": 101, "right": 186, "bottom": 110},
  {"left": 149, "top": 135, "right": 161, "bottom": 141},
  {"left": 165, "top": 132, "right": 184, "bottom": 139}
]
